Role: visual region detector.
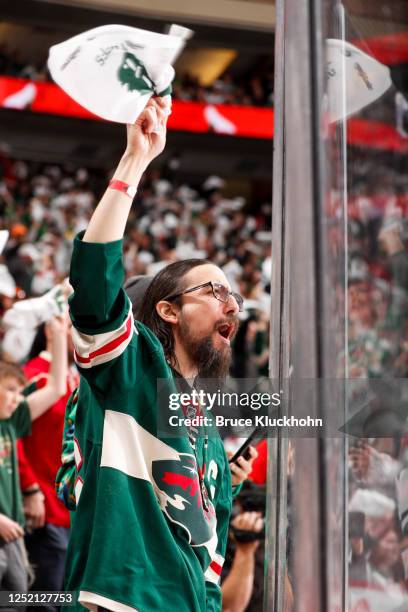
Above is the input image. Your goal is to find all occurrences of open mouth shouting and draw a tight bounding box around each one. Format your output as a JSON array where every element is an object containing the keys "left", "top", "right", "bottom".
[{"left": 216, "top": 320, "right": 238, "bottom": 345}]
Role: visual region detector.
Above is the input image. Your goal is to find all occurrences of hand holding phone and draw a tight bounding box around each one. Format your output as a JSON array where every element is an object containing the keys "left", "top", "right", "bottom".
[{"left": 228, "top": 427, "right": 263, "bottom": 464}]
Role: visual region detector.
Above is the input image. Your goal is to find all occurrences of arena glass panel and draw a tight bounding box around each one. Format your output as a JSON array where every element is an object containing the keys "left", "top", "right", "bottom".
[
  {"left": 330, "top": 2, "right": 408, "bottom": 611},
  {"left": 266, "top": 0, "right": 336, "bottom": 609},
  {"left": 266, "top": 0, "right": 408, "bottom": 610},
  {"left": 264, "top": 0, "right": 291, "bottom": 606}
]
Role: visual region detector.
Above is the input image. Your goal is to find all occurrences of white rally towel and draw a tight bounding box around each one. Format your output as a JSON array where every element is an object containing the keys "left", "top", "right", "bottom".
[
  {"left": 326, "top": 38, "right": 392, "bottom": 123},
  {"left": 48, "top": 24, "right": 192, "bottom": 124}
]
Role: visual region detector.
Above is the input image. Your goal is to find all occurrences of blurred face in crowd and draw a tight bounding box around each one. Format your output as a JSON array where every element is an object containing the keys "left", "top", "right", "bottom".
[
  {"left": 366, "top": 515, "right": 394, "bottom": 542},
  {"left": 0, "top": 376, "right": 23, "bottom": 420},
  {"left": 370, "top": 528, "right": 400, "bottom": 570},
  {"left": 166, "top": 264, "right": 240, "bottom": 378},
  {"left": 348, "top": 281, "right": 375, "bottom": 327}
]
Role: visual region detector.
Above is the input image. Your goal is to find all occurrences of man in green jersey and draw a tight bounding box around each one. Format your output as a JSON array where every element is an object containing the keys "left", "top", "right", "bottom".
[{"left": 65, "top": 96, "right": 255, "bottom": 612}]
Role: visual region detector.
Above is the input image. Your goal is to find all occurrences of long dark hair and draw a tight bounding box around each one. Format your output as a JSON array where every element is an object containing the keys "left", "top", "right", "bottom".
[{"left": 137, "top": 258, "right": 210, "bottom": 361}]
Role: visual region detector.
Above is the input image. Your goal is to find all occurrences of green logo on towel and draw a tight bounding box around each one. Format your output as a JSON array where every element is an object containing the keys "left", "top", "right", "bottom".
[{"left": 117, "top": 53, "right": 154, "bottom": 94}]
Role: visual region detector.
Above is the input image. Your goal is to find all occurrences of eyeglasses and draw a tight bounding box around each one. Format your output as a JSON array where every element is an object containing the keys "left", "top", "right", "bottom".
[{"left": 164, "top": 281, "right": 244, "bottom": 312}]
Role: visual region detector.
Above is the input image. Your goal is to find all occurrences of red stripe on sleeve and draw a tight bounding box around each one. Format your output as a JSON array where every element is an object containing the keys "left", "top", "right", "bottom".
[
  {"left": 210, "top": 560, "right": 223, "bottom": 576},
  {"left": 75, "top": 315, "right": 132, "bottom": 365}
]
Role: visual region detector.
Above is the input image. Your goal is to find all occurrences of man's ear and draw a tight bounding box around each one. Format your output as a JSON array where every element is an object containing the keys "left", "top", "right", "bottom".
[{"left": 156, "top": 300, "right": 179, "bottom": 325}]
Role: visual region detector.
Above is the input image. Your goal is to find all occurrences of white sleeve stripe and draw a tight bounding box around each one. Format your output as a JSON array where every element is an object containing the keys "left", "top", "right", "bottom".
[
  {"left": 79, "top": 591, "right": 139, "bottom": 612},
  {"left": 73, "top": 437, "right": 83, "bottom": 471},
  {"left": 74, "top": 476, "right": 83, "bottom": 504},
  {"left": 204, "top": 566, "right": 221, "bottom": 584},
  {"left": 213, "top": 552, "right": 225, "bottom": 566},
  {"left": 204, "top": 553, "right": 224, "bottom": 584},
  {"left": 73, "top": 305, "right": 136, "bottom": 368}
]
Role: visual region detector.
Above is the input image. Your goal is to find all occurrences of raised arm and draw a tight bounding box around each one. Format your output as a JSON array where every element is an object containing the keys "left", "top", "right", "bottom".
[
  {"left": 68, "top": 99, "right": 169, "bottom": 379},
  {"left": 26, "top": 314, "right": 68, "bottom": 421},
  {"left": 83, "top": 96, "right": 170, "bottom": 244}
]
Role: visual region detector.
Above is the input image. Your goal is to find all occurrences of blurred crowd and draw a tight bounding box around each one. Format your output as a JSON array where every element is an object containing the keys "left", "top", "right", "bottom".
[
  {"left": 335, "top": 150, "right": 408, "bottom": 608},
  {"left": 172, "top": 64, "right": 274, "bottom": 107},
  {"left": 0, "top": 46, "right": 49, "bottom": 83},
  {"left": 0, "top": 150, "right": 273, "bottom": 607},
  {"left": 0, "top": 152, "right": 272, "bottom": 366},
  {"left": 0, "top": 44, "right": 273, "bottom": 108},
  {"left": 345, "top": 150, "right": 408, "bottom": 380}
]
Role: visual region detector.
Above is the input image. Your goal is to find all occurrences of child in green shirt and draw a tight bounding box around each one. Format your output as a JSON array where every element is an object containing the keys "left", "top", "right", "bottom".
[{"left": 0, "top": 315, "right": 68, "bottom": 590}]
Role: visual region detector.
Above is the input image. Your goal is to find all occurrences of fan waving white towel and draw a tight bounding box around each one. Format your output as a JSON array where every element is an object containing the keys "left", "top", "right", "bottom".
[{"left": 48, "top": 24, "right": 192, "bottom": 124}]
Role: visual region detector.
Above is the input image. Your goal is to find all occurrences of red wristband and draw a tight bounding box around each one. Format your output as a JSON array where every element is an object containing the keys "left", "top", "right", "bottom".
[{"left": 108, "top": 179, "right": 137, "bottom": 199}]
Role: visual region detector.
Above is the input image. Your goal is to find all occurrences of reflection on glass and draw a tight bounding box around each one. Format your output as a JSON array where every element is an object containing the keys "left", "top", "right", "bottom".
[{"left": 325, "top": 2, "right": 408, "bottom": 610}]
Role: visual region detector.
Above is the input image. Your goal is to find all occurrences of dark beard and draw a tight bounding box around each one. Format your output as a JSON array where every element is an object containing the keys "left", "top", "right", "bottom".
[
  {"left": 179, "top": 319, "right": 232, "bottom": 380},
  {"left": 196, "top": 336, "right": 231, "bottom": 380}
]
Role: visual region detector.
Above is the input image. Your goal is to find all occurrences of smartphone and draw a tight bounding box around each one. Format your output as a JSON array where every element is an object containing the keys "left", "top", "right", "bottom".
[{"left": 228, "top": 427, "right": 263, "bottom": 464}]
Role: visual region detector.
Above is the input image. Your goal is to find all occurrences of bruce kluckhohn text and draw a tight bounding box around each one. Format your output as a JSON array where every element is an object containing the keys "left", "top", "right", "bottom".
[{"left": 168, "top": 415, "right": 323, "bottom": 428}]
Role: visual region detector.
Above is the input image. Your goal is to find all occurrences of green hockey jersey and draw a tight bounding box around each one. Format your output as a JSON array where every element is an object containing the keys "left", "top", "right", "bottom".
[{"left": 65, "top": 233, "right": 233, "bottom": 612}]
